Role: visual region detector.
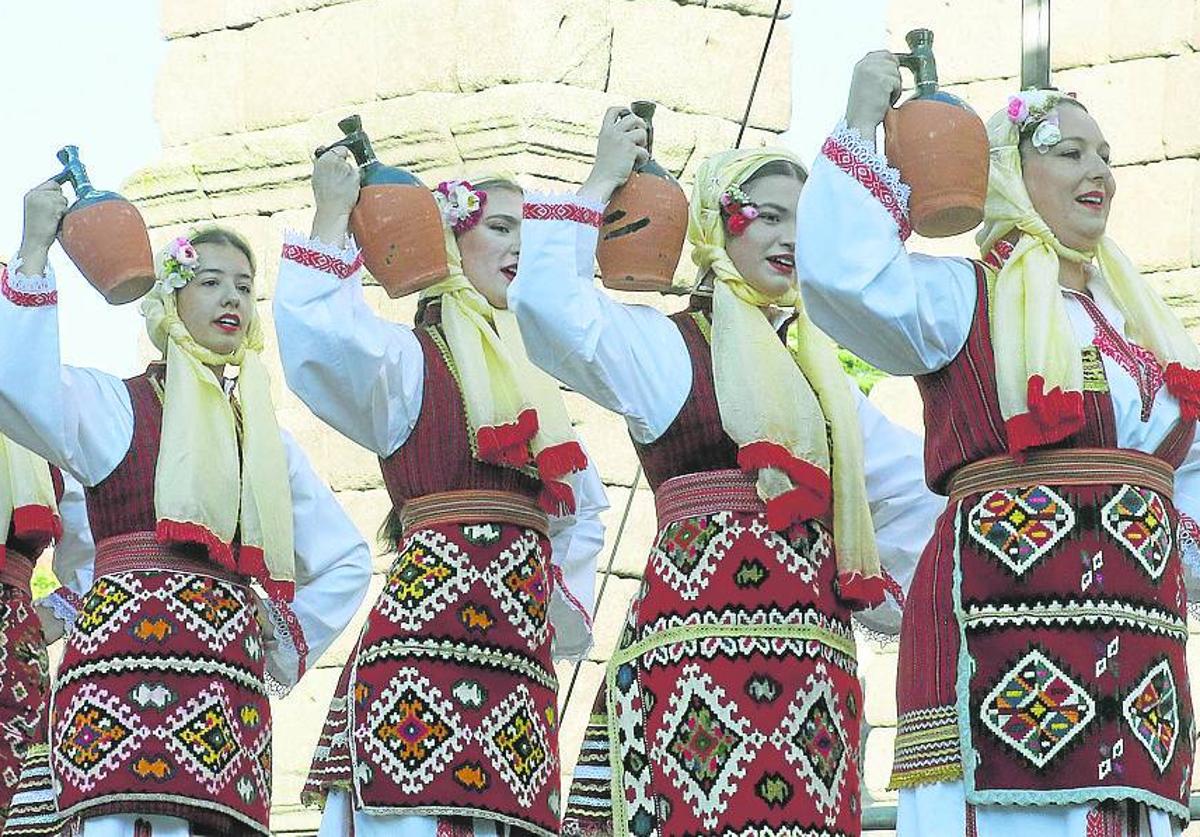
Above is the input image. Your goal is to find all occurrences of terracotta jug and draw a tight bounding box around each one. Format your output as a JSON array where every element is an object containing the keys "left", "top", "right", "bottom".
[
  {"left": 317, "top": 115, "right": 447, "bottom": 298},
  {"left": 597, "top": 101, "right": 689, "bottom": 292},
  {"left": 883, "top": 29, "right": 989, "bottom": 238},
  {"left": 50, "top": 146, "right": 155, "bottom": 305}
]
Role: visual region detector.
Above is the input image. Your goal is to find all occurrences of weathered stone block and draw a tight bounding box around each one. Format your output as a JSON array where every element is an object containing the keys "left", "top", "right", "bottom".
[
  {"left": 156, "top": 30, "right": 248, "bottom": 146},
  {"left": 887, "top": 0, "right": 1019, "bottom": 85},
  {"left": 373, "top": 0, "right": 459, "bottom": 99},
  {"left": 1105, "top": 158, "right": 1197, "bottom": 272},
  {"left": 1105, "top": 0, "right": 1193, "bottom": 61},
  {"left": 456, "top": 0, "right": 612, "bottom": 93},
  {"left": 1165, "top": 54, "right": 1200, "bottom": 159},
  {"left": 269, "top": 665, "right": 341, "bottom": 804},
  {"left": 1052, "top": 0, "right": 1112, "bottom": 70},
  {"left": 599, "top": 485, "right": 659, "bottom": 577},
  {"left": 1054, "top": 59, "right": 1166, "bottom": 167},
  {"left": 609, "top": 0, "right": 791, "bottom": 130}
]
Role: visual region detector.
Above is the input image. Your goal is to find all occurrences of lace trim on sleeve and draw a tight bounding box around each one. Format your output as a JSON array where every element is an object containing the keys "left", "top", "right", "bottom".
[
  {"left": 2, "top": 261, "right": 58, "bottom": 307},
  {"left": 821, "top": 121, "right": 913, "bottom": 241},
  {"left": 281, "top": 229, "right": 364, "bottom": 280}
]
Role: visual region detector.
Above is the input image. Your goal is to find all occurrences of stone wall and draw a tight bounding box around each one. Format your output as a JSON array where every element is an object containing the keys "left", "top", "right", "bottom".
[{"left": 124, "top": 1, "right": 1200, "bottom": 832}]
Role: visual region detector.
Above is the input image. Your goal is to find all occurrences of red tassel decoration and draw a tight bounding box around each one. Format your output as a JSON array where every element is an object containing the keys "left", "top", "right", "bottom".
[
  {"left": 1166, "top": 362, "right": 1200, "bottom": 421},
  {"left": 763, "top": 483, "right": 831, "bottom": 531},
  {"left": 1005, "top": 375, "right": 1084, "bottom": 457},
  {"left": 11, "top": 504, "right": 62, "bottom": 541},
  {"left": 538, "top": 480, "right": 577, "bottom": 517},
  {"left": 534, "top": 441, "right": 588, "bottom": 481},
  {"left": 476, "top": 408, "right": 539, "bottom": 467}
]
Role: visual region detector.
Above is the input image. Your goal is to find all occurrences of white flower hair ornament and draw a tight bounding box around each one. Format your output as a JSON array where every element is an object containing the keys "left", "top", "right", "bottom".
[
  {"left": 1006, "top": 89, "right": 1068, "bottom": 154},
  {"left": 434, "top": 180, "right": 488, "bottom": 234},
  {"left": 157, "top": 236, "right": 200, "bottom": 293}
]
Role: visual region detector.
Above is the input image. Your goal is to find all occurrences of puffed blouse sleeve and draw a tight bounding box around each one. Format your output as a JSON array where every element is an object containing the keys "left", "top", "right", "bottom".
[
  {"left": 546, "top": 456, "right": 609, "bottom": 661},
  {"left": 794, "top": 122, "right": 979, "bottom": 376},
  {"left": 273, "top": 232, "right": 425, "bottom": 458},
  {"left": 258, "top": 430, "right": 372, "bottom": 696},
  {"left": 0, "top": 261, "right": 134, "bottom": 486},
  {"left": 507, "top": 193, "right": 693, "bottom": 445}
]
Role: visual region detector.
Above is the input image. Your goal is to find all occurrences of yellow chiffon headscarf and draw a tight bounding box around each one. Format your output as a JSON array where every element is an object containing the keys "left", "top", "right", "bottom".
[
  {"left": 0, "top": 435, "right": 60, "bottom": 568},
  {"left": 141, "top": 235, "right": 295, "bottom": 599},
  {"left": 977, "top": 93, "right": 1200, "bottom": 454},
  {"left": 419, "top": 178, "right": 587, "bottom": 515},
  {"left": 691, "top": 148, "right": 883, "bottom": 609}
]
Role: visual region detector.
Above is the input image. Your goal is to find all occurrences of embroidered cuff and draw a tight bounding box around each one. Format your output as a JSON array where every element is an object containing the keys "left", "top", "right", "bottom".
[
  {"left": 2, "top": 261, "right": 58, "bottom": 307},
  {"left": 261, "top": 596, "right": 310, "bottom": 689},
  {"left": 821, "top": 121, "right": 912, "bottom": 241},
  {"left": 281, "top": 229, "right": 364, "bottom": 280},
  {"left": 523, "top": 192, "right": 605, "bottom": 228}
]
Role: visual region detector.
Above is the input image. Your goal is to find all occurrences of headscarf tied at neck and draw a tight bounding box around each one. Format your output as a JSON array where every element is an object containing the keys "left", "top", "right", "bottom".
[
  {"left": 0, "top": 435, "right": 61, "bottom": 569},
  {"left": 977, "top": 95, "right": 1200, "bottom": 455},
  {"left": 419, "top": 181, "right": 587, "bottom": 515},
  {"left": 141, "top": 262, "right": 295, "bottom": 600},
  {"left": 690, "top": 148, "right": 883, "bottom": 609}
]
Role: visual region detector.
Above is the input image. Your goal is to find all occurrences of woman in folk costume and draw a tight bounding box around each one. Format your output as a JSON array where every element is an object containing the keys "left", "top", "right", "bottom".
[
  {"left": 795, "top": 53, "right": 1200, "bottom": 836},
  {"left": 273, "top": 147, "right": 607, "bottom": 837},
  {"left": 508, "top": 109, "right": 942, "bottom": 836},
  {"left": 0, "top": 435, "right": 92, "bottom": 827},
  {"left": 0, "top": 181, "right": 373, "bottom": 837}
]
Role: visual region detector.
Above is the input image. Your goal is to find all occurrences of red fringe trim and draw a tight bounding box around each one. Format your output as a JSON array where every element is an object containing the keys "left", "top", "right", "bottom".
[
  {"left": 738, "top": 441, "right": 832, "bottom": 528},
  {"left": 156, "top": 519, "right": 237, "bottom": 574},
  {"left": 1166, "top": 362, "right": 1200, "bottom": 422},
  {"left": 476, "top": 409, "right": 539, "bottom": 468},
  {"left": 534, "top": 441, "right": 588, "bottom": 481},
  {"left": 11, "top": 504, "right": 62, "bottom": 541},
  {"left": 837, "top": 571, "right": 887, "bottom": 611},
  {"left": 1004, "top": 375, "right": 1084, "bottom": 458},
  {"left": 538, "top": 480, "right": 577, "bottom": 517}
]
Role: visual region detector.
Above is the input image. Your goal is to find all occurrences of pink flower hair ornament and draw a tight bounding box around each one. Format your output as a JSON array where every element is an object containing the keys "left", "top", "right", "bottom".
[
  {"left": 719, "top": 185, "right": 760, "bottom": 237},
  {"left": 434, "top": 180, "right": 488, "bottom": 234},
  {"left": 158, "top": 235, "right": 200, "bottom": 293},
  {"left": 1006, "top": 89, "right": 1070, "bottom": 153}
]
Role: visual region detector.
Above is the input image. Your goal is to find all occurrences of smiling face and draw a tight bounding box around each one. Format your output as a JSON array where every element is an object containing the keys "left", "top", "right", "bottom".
[
  {"left": 175, "top": 241, "right": 255, "bottom": 356},
  {"left": 457, "top": 184, "right": 522, "bottom": 310},
  {"left": 723, "top": 170, "right": 803, "bottom": 300},
  {"left": 1020, "top": 103, "right": 1115, "bottom": 252}
]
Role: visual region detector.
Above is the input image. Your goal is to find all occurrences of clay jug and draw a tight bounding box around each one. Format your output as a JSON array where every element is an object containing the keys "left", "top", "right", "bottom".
[
  {"left": 597, "top": 101, "right": 689, "bottom": 292},
  {"left": 316, "top": 115, "right": 447, "bottom": 297},
  {"left": 883, "top": 29, "right": 988, "bottom": 238},
  {"left": 50, "top": 146, "right": 155, "bottom": 305}
]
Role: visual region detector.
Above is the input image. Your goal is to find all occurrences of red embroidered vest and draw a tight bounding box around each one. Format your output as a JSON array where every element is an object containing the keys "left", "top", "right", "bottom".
[
  {"left": 914, "top": 263, "right": 1193, "bottom": 489},
  {"left": 378, "top": 302, "right": 541, "bottom": 509},
  {"left": 631, "top": 303, "right": 740, "bottom": 490},
  {"left": 84, "top": 366, "right": 170, "bottom": 543}
]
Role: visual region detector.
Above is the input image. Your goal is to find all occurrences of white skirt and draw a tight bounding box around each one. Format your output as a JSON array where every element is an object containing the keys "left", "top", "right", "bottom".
[
  {"left": 317, "top": 790, "right": 518, "bottom": 837},
  {"left": 898, "top": 781, "right": 1180, "bottom": 837}
]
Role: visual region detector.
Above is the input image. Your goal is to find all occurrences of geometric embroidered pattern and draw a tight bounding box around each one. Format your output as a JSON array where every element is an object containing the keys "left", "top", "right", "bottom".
[
  {"left": 357, "top": 667, "right": 467, "bottom": 794},
  {"left": 377, "top": 531, "right": 473, "bottom": 632},
  {"left": 72, "top": 575, "right": 149, "bottom": 656},
  {"left": 161, "top": 576, "right": 251, "bottom": 652},
  {"left": 160, "top": 683, "right": 244, "bottom": 795},
  {"left": 968, "top": 486, "right": 1076, "bottom": 576},
  {"left": 479, "top": 530, "right": 550, "bottom": 648},
  {"left": 281, "top": 242, "right": 363, "bottom": 280},
  {"left": 652, "top": 513, "right": 740, "bottom": 602},
  {"left": 821, "top": 132, "right": 913, "bottom": 241},
  {"left": 651, "top": 663, "right": 766, "bottom": 830},
  {"left": 477, "top": 683, "right": 554, "bottom": 809},
  {"left": 53, "top": 683, "right": 150, "bottom": 793},
  {"left": 523, "top": 201, "right": 604, "bottom": 228},
  {"left": 1122, "top": 659, "right": 1178, "bottom": 773},
  {"left": 980, "top": 648, "right": 1096, "bottom": 769},
  {"left": 1103, "top": 485, "right": 1173, "bottom": 581},
  {"left": 769, "top": 664, "right": 849, "bottom": 823}
]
